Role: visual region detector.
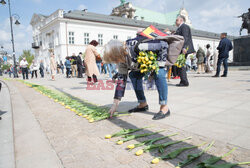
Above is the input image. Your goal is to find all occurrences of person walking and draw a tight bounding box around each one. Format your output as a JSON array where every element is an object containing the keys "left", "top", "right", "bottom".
[
  {"left": 174, "top": 15, "right": 195, "bottom": 87},
  {"left": 56, "top": 62, "right": 61, "bottom": 74},
  {"left": 213, "top": 33, "right": 233, "bottom": 77},
  {"left": 71, "top": 53, "right": 78, "bottom": 77},
  {"left": 84, "top": 40, "right": 100, "bottom": 83},
  {"left": 76, "top": 52, "right": 83, "bottom": 78},
  {"left": 30, "top": 60, "right": 39, "bottom": 78},
  {"left": 39, "top": 60, "right": 45, "bottom": 78},
  {"left": 60, "top": 61, "right": 64, "bottom": 74},
  {"left": 196, "top": 47, "right": 205, "bottom": 74},
  {"left": 20, "top": 57, "right": 29, "bottom": 80},
  {"left": 205, "top": 44, "right": 213, "bottom": 73},
  {"left": 50, "top": 53, "right": 56, "bottom": 81},
  {"left": 107, "top": 63, "right": 117, "bottom": 79},
  {"left": 64, "top": 56, "right": 71, "bottom": 78},
  {"left": 8, "top": 65, "right": 13, "bottom": 78}
]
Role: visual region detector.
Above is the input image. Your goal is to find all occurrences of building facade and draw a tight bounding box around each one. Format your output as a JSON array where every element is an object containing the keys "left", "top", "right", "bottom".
[{"left": 30, "top": 5, "right": 233, "bottom": 69}]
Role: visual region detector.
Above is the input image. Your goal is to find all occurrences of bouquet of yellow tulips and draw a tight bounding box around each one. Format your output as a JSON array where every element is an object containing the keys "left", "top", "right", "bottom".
[{"left": 137, "top": 51, "right": 159, "bottom": 74}]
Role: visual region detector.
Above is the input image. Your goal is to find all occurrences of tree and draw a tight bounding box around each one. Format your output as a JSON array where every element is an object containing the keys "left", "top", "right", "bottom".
[{"left": 19, "top": 50, "right": 34, "bottom": 67}]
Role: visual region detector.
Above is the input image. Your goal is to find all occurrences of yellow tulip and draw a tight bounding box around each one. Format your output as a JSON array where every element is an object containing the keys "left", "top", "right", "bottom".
[
  {"left": 54, "top": 99, "right": 58, "bottom": 102},
  {"left": 48, "top": 95, "right": 51, "bottom": 98},
  {"left": 65, "top": 105, "right": 70, "bottom": 109},
  {"left": 151, "top": 158, "right": 160, "bottom": 164},
  {"left": 145, "top": 57, "right": 149, "bottom": 61},
  {"left": 105, "top": 134, "right": 112, "bottom": 139},
  {"left": 117, "top": 140, "right": 124, "bottom": 145},
  {"left": 148, "top": 61, "right": 152, "bottom": 64},
  {"left": 78, "top": 113, "right": 83, "bottom": 116},
  {"left": 88, "top": 119, "right": 94, "bottom": 123},
  {"left": 83, "top": 115, "right": 88, "bottom": 118},
  {"left": 140, "top": 69, "right": 144, "bottom": 73},
  {"left": 152, "top": 66, "right": 156, "bottom": 70},
  {"left": 176, "top": 167, "right": 180, "bottom": 168},
  {"left": 135, "top": 149, "right": 144, "bottom": 156},
  {"left": 150, "top": 56, "right": 154, "bottom": 60},
  {"left": 149, "top": 51, "right": 154, "bottom": 55},
  {"left": 137, "top": 59, "right": 141, "bottom": 63},
  {"left": 127, "top": 144, "right": 135, "bottom": 149}
]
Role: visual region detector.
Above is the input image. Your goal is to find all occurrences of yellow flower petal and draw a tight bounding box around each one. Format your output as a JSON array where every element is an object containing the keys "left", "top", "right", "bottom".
[
  {"left": 151, "top": 158, "right": 160, "bottom": 164},
  {"left": 135, "top": 149, "right": 144, "bottom": 156},
  {"left": 88, "top": 119, "right": 94, "bottom": 123},
  {"left": 117, "top": 141, "right": 124, "bottom": 145},
  {"left": 127, "top": 144, "right": 135, "bottom": 149},
  {"left": 105, "top": 135, "right": 112, "bottom": 139}
]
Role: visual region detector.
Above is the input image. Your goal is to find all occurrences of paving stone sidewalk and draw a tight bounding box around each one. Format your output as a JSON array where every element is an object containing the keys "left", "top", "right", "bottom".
[{"left": 5, "top": 76, "right": 250, "bottom": 168}]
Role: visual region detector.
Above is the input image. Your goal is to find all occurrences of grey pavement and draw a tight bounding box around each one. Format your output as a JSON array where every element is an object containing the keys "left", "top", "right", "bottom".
[
  {"left": 0, "top": 80, "right": 63, "bottom": 168},
  {"left": 17, "top": 71, "right": 250, "bottom": 150},
  {"left": 0, "top": 82, "right": 15, "bottom": 168}
]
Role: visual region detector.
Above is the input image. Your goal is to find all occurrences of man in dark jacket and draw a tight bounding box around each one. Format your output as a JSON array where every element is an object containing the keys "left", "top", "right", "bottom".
[
  {"left": 76, "top": 52, "right": 83, "bottom": 78},
  {"left": 175, "top": 15, "right": 195, "bottom": 87},
  {"left": 213, "top": 33, "right": 233, "bottom": 77}
]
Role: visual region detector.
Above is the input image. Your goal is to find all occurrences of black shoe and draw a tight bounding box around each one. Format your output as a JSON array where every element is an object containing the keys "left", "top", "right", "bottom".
[
  {"left": 152, "top": 109, "right": 171, "bottom": 120},
  {"left": 221, "top": 75, "right": 227, "bottom": 77},
  {"left": 176, "top": 83, "right": 189, "bottom": 87},
  {"left": 128, "top": 105, "right": 149, "bottom": 113},
  {"left": 212, "top": 75, "right": 219, "bottom": 77}
]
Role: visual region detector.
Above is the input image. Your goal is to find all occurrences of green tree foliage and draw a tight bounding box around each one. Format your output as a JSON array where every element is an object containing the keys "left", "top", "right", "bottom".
[{"left": 18, "top": 50, "right": 34, "bottom": 67}]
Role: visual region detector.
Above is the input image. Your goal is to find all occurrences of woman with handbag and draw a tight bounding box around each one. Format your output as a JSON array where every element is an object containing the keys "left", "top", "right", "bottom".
[{"left": 84, "top": 40, "right": 100, "bottom": 83}]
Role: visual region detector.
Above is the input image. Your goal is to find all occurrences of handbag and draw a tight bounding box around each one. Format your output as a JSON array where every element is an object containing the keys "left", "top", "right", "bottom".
[{"left": 96, "top": 55, "right": 102, "bottom": 62}]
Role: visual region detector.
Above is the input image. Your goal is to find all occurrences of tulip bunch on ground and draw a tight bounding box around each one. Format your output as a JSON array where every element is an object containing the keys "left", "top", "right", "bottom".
[
  {"left": 137, "top": 51, "right": 159, "bottom": 74},
  {"left": 19, "top": 80, "right": 129, "bottom": 123}
]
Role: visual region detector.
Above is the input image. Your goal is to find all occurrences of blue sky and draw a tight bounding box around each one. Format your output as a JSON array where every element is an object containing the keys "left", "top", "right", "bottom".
[{"left": 0, "top": 0, "right": 250, "bottom": 56}]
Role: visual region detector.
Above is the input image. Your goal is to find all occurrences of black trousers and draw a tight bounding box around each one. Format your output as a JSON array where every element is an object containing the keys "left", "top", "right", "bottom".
[
  {"left": 88, "top": 74, "right": 98, "bottom": 83},
  {"left": 32, "top": 70, "right": 37, "bottom": 78},
  {"left": 40, "top": 69, "right": 44, "bottom": 78},
  {"left": 77, "top": 65, "right": 83, "bottom": 78},
  {"left": 66, "top": 68, "right": 71, "bottom": 78},
  {"left": 179, "top": 66, "right": 189, "bottom": 85},
  {"left": 22, "top": 68, "right": 29, "bottom": 80},
  {"left": 172, "top": 66, "right": 180, "bottom": 77}
]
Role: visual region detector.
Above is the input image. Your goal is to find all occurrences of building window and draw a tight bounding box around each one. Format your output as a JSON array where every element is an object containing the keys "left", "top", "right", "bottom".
[
  {"left": 84, "top": 33, "right": 90, "bottom": 45},
  {"left": 113, "top": 35, "right": 118, "bottom": 40},
  {"left": 69, "top": 32, "right": 74, "bottom": 44},
  {"left": 98, "top": 34, "right": 103, "bottom": 46}
]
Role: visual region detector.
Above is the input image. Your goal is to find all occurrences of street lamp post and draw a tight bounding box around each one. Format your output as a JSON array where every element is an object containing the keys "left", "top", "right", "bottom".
[{"left": 1, "top": 0, "right": 20, "bottom": 78}]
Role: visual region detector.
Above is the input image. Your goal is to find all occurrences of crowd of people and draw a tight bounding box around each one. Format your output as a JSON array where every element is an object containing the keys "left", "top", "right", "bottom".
[{"left": 5, "top": 14, "right": 232, "bottom": 120}]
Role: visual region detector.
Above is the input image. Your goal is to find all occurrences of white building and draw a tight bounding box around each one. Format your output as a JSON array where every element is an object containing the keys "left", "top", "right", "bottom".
[{"left": 30, "top": 3, "right": 234, "bottom": 68}]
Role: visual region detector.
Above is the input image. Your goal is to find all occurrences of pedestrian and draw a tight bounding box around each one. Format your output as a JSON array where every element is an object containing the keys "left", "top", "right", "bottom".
[
  {"left": 205, "top": 44, "right": 213, "bottom": 73},
  {"left": 50, "top": 53, "right": 56, "bottom": 81},
  {"left": 76, "top": 52, "right": 83, "bottom": 78},
  {"left": 60, "top": 61, "right": 64, "bottom": 74},
  {"left": 39, "top": 60, "right": 44, "bottom": 78},
  {"left": 64, "top": 56, "right": 71, "bottom": 78},
  {"left": 20, "top": 57, "right": 29, "bottom": 80},
  {"left": 96, "top": 54, "right": 102, "bottom": 74},
  {"left": 213, "top": 33, "right": 233, "bottom": 77},
  {"left": 8, "top": 65, "right": 13, "bottom": 78},
  {"left": 71, "top": 53, "right": 78, "bottom": 77},
  {"left": 174, "top": 15, "right": 195, "bottom": 87},
  {"left": 30, "top": 60, "right": 39, "bottom": 78},
  {"left": 56, "top": 62, "right": 61, "bottom": 74},
  {"left": 107, "top": 63, "right": 117, "bottom": 79},
  {"left": 103, "top": 34, "right": 182, "bottom": 120},
  {"left": 196, "top": 47, "right": 205, "bottom": 74},
  {"left": 84, "top": 40, "right": 100, "bottom": 83}
]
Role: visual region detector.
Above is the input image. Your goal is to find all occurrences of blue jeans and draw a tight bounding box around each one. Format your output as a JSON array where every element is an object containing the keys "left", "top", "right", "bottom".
[
  {"left": 108, "top": 64, "right": 117, "bottom": 78},
  {"left": 129, "top": 68, "right": 168, "bottom": 105},
  {"left": 103, "top": 64, "right": 108, "bottom": 74},
  {"left": 96, "top": 63, "right": 102, "bottom": 74},
  {"left": 216, "top": 58, "right": 228, "bottom": 76}
]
